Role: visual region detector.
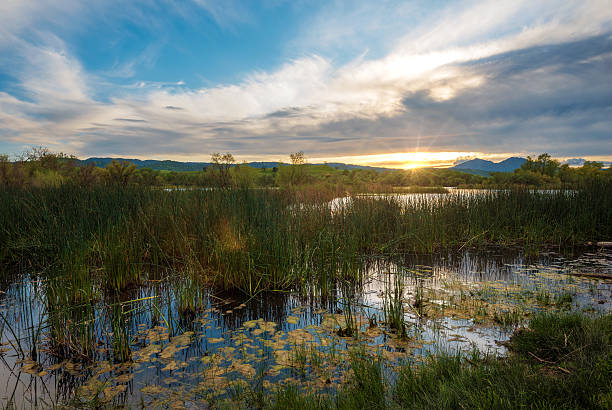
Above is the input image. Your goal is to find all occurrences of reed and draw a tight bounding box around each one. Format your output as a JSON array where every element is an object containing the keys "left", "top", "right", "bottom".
[
  {"left": 3, "top": 183, "right": 612, "bottom": 294},
  {"left": 1, "top": 182, "right": 611, "bottom": 362},
  {"left": 383, "top": 273, "right": 408, "bottom": 337},
  {"left": 268, "top": 312, "right": 612, "bottom": 409}
]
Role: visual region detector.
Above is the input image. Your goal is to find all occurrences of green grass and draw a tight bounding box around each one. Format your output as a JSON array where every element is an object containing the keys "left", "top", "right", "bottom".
[
  {"left": 0, "top": 182, "right": 611, "bottom": 361},
  {"left": 266, "top": 312, "right": 612, "bottom": 409},
  {"left": 2, "top": 182, "right": 612, "bottom": 294}
]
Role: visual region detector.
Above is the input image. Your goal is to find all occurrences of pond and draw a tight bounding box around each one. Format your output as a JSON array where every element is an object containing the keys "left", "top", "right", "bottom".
[{"left": 0, "top": 247, "right": 610, "bottom": 407}]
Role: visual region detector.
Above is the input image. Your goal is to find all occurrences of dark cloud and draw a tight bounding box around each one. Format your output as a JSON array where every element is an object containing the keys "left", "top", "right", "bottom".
[
  {"left": 113, "top": 118, "right": 147, "bottom": 122},
  {"left": 308, "top": 33, "right": 612, "bottom": 157},
  {"left": 264, "top": 107, "right": 303, "bottom": 118},
  {"left": 6, "top": 27, "right": 612, "bottom": 161}
]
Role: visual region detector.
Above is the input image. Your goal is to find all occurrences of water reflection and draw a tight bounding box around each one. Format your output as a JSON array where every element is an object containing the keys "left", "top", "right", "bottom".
[{"left": 0, "top": 248, "right": 610, "bottom": 407}]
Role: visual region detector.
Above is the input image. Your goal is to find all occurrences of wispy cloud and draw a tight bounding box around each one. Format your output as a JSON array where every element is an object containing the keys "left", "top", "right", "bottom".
[
  {"left": 0, "top": 0, "right": 611, "bottom": 162},
  {"left": 191, "top": 0, "right": 253, "bottom": 28}
]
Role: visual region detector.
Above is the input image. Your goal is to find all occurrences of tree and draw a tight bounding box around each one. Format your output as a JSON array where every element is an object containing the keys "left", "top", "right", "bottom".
[
  {"left": 231, "top": 163, "right": 258, "bottom": 188},
  {"left": 210, "top": 152, "right": 235, "bottom": 188},
  {"left": 290, "top": 151, "right": 305, "bottom": 165},
  {"left": 520, "top": 153, "right": 559, "bottom": 177},
  {"left": 0, "top": 155, "right": 24, "bottom": 188},
  {"left": 73, "top": 163, "right": 100, "bottom": 187},
  {"left": 135, "top": 168, "right": 161, "bottom": 186},
  {"left": 105, "top": 160, "right": 136, "bottom": 186},
  {"left": 278, "top": 151, "right": 308, "bottom": 187}
]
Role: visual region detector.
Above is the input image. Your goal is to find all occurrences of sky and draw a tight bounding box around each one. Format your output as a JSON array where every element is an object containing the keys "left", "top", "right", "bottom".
[{"left": 0, "top": 0, "right": 611, "bottom": 168}]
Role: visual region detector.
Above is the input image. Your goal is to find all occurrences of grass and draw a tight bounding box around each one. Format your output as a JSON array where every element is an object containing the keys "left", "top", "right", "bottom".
[
  {"left": 383, "top": 273, "right": 408, "bottom": 337},
  {"left": 267, "top": 312, "right": 612, "bottom": 409},
  {"left": 3, "top": 183, "right": 612, "bottom": 278},
  {"left": 0, "top": 182, "right": 611, "bottom": 363}
]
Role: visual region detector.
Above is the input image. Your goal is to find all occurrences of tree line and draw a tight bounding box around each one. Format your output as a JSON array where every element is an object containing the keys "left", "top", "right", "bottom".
[{"left": 1, "top": 148, "right": 609, "bottom": 191}]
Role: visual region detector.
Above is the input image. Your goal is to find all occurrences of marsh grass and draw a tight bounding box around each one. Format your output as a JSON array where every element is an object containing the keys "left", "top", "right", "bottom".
[
  {"left": 0, "top": 182, "right": 611, "bottom": 363},
  {"left": 267, "top": 312, "right": 612, "bottom": 410},
  {"left": 492, "top": 308, "right": 523, "bottom": 327},
  {"left": 383, "top": 273, "right": 408, "bottom": 337}
]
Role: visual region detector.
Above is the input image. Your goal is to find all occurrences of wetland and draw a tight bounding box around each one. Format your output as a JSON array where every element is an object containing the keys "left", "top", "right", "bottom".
[{"left": 0, "top": 184, "right": 611, "bottom": 408}]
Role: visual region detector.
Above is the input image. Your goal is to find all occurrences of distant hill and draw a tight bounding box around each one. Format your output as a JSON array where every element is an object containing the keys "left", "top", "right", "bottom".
[
  {"left": 449, "top": 168, "right": 495, "bottom": 177},
  {"left": 452, "top": 157, "right": 526, "bottom": 175},
  {"left": 82, "top": 158, "right": 211, "bottom": 172},
  {"left": 319, "top": 163, "right": 391, "bottom": 172},
  {"left": 81, "top": 158, "right": 392, "bottom": 172},
  {"left": 562, "top": 158, "right": 612, "bottom": 168}
]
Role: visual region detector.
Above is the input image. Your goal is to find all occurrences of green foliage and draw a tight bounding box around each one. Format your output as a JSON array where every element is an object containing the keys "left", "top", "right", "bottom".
[
  {"left": 482, "top": 153, "right": 612, "bottom": 188},
  {"left": 0, "top": 148, "right": 79, "bottom": 188},
  {"left": 336, "top": 350, "right": 387, "bottom": 409},
  {"left": 3, "top": 148, "right": 609, "bottom": 190},
  {"left": 277, "top": 152, "right": 309, "bottom": 187},
  {"left": 1, "top": 182, "right": 611, "bottom": 307},
  {"left": 104, "top": 160, "right": 136, "bottom": 186},
  {"left": 520, "top": 153, "right": 560, "bottom": 177},
  {"left": 383, "top": 274, "right": 408, "bottom": 337},
  {"left": 231, "top": 163, "right": 259, "bottom": 188},
  {"left": 134, "top": 167, "right": 162, "bottom": 185},
  {"left": 0, "top": 154, "right": 28, "bottom": 188}
]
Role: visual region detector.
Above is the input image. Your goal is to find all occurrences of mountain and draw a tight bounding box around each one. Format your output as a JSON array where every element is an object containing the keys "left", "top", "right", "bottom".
[
  {"left": 82, "top": 158, "right": 210, "bottom": 172},
  {"left": 319, "top": 163, "right": 391, "bottom": 172},
  {"left": 452, "top": 157, "right": 526, "bottom": 175},
  {"left": 80, "top": 158, "right": 392, "bottom": 172}
]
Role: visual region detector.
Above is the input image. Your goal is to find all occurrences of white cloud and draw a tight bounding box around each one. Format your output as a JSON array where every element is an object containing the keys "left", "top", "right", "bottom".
[{"left": 0, "top": 0, "right": 611, "bottom": 160}]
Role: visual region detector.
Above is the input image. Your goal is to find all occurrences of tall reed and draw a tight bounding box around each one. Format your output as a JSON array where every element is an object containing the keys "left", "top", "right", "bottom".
[{"left": 1, "top": 182, "right": 611, "bottom": 361}]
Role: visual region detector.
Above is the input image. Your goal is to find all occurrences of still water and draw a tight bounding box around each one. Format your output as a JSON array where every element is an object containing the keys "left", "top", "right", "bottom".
[{"left": 0, "top": 248, "right": 610, "bottom": 407}]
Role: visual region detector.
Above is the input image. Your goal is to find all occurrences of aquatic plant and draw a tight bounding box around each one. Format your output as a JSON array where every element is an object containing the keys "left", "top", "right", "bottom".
[
  {"left": 0, "top": 181, "right": 611, "bottom": 366},
  {"left": 267, "top": 312, "right": 612, "bottom": 410},
  {"left": 383, "top": 272, "right": 408, "bottom": 337}
]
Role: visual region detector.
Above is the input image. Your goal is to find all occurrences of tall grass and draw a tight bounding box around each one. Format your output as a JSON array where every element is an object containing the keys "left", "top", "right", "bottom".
[
  {"left": 2, "top": 182, "right": 612, "bottom": 292},
  {"left": 1, "top": 182, "right": 611, "bottom": 361}
]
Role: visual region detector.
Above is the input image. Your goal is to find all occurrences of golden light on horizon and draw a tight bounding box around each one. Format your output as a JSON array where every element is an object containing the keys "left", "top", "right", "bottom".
[{"left": 313, "top": 151, "right": 484, "bottom": 169}]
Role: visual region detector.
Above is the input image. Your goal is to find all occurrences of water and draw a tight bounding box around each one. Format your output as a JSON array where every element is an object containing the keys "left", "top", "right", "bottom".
[
  {"left": 0, "top": 248, "right": 610, "bottom": 407},
  {"left": 329, "top": 188, "right": 577, "bottom": 212}
]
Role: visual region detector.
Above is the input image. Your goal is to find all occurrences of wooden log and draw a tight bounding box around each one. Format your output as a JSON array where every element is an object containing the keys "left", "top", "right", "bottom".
[{"left": 597, "top": 242, "right": 612, "bottom": 248}]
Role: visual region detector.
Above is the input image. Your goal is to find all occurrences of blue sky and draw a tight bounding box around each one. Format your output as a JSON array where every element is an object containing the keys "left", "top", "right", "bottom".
[{"left": 0, "top": 0, "right": 611, "bottom": 167}]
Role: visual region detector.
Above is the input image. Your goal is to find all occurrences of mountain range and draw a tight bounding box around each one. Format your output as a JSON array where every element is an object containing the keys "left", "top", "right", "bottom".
[
  {"left": 451, "top": 157, "right": 526, "bottom": 175},
  {"left": 80, "top": 158, "right": 392, "bottom": 172},
  {"left": 82, "top": 156, "right": 607, "bottom": 175}
]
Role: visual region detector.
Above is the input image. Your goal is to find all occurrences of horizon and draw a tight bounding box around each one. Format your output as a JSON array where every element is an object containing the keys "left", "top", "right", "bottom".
[
  {"left": 72, "top": 153, "right": 610, "bottom": 171},
  {"left": 1, "top": 1, "right": 611, "bottom": 168}
]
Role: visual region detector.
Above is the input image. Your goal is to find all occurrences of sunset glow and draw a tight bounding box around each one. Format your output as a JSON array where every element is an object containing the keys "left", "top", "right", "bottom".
[{"left": 314, "top": 152, "right": 484, "bottom": 169}]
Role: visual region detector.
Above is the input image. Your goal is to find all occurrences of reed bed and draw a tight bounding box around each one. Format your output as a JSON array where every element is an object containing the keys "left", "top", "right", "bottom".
[
  {"left": 2, "top": 182, "right": 612, "bottom": 292},
  {"left": 1, "top": 182, "right": 611, "bottom": 361}
]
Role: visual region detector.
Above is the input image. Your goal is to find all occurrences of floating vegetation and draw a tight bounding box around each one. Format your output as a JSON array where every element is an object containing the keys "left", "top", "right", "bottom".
[
  {"left": 0, "top": 185, "right": 611, "bottom": 406},
  {"left": 0, "top": 248, "right": 609, "bottom": 407}
]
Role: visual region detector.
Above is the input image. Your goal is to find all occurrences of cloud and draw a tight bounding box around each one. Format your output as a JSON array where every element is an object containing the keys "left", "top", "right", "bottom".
[
  {"left": 0, "top": 0, "right": 611, "bottom": 162},
  {"left": 114, "top": 118, "right": 148, "bottom": 122},
  {"left": 191, "top": 0, "right": 252, "bottom": 28}
]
